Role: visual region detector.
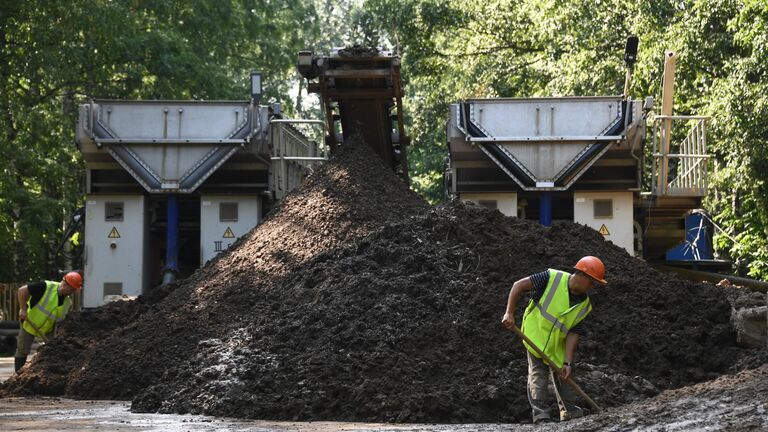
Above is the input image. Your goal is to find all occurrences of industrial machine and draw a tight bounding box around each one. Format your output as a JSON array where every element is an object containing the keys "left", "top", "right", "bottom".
[
  {"left": 75, "top": 75, "right": 324, "bottom": 307},
  {"left": 445, "top": 38, "right": 715, "bottom": 264},
  {"left": 297, "top": 46, "right": 410, "bottom": 182},
  {"left": 73, "top": 44, "right": 412, "bottom": 309}
]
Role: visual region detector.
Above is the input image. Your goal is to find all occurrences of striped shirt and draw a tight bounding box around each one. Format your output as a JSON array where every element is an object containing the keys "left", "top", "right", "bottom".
[{"left": 528, "top": 271, "right": 587, "bottom": 336}]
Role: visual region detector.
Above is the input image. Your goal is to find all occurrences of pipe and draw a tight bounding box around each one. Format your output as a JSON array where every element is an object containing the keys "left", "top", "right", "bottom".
[
  {"left": 630, "top": 119, "right": 643, "bottom": 190},
  {"left": 162, "top": 195, "right": 179, "bottom": 285},
  {"left": 658, "top": 265, "right": 768, "bottom": 293},
  {"left": 539, "top": 192, "right": 552, "bottom": 226},
  {"left": 623, "top": 66, "right": 633, "bottom": 99},
  {"left": 623, "top": 36, "right": 639, "bottom": 99}
]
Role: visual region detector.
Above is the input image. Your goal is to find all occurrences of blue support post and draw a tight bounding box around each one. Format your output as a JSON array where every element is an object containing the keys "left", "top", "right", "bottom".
[
  {"left": 162, "top": 194, "right": 179, "bottom": 284},
  {"left": 539, "top": 192, "right": 552, "bottom": 227}
]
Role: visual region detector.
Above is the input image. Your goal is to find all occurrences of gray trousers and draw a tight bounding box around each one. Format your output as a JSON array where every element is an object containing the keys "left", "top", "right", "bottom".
[
  {"left": 526, "top": 352, "right": 584, "bottom": 422},
  {"left": 15, "top": 326, "right": 47, "bottom": 357}
]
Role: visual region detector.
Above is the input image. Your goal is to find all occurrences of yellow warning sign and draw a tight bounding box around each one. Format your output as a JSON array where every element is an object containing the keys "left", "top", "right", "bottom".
[
  {"left": 598, "top": 224, "right": 610, "bottom": 236},
  {"left": 223, "top": 227, "right": 235, "bottom": 238},
  {"left": 108, "top": 227, "right": 121, "bottom": 238}
]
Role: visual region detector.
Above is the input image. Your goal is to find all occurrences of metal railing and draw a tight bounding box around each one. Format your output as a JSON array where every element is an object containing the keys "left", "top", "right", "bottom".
[
  {"left": 270, "top": 119, "right": 327, "bottom": 200},
  {"left": 651, "top": 115, "right": 710, "bottom": 196}
]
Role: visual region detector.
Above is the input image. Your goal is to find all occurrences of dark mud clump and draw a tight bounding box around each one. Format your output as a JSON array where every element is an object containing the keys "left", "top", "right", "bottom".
[
  {"left": 563, "top": 363, "right": 768, "bottom": 431},
  {"left": 3, "top": 137, "right": 765, "bottom": 423}
]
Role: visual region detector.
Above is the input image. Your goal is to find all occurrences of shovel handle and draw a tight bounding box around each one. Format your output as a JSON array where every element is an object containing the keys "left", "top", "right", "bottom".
[
  {"left": 511, "top": 325, "right": 601, "bottom": 412},
  {"left": 22, "top": 319, "right": 49, "bottom": 344}
]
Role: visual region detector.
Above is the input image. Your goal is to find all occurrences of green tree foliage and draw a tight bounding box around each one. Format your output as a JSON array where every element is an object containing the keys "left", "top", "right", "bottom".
[
  {"left": 2, "top": 0, "right": 766, "bottom": 280},
  {"left": 0, "top": 0, "right": 318, "bottom": 281},
  {"left": 295, "top": 0, "right": 367, "bottom": 117},
  {"left": 361, "top": 0, "right": 768, "bottom": 278},
  {"left": 704, "top": 0, "right": 768, "bottom": 278}
]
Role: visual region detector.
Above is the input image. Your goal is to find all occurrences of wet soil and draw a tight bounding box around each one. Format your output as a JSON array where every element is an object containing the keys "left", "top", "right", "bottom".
[
  {"left": 2, "top": 361, "right": 766, "bottom": 430},
  {"left": 2, "top": 138, "right": 766, "bottom": 425},
  {"left": 559, "top": 363, "right": 768, "bottom": 431}
]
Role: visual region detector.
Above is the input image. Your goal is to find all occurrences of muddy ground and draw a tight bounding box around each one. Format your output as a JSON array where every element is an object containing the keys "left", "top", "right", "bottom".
[
  {"left": 2, "top": 364, "right": 766, "bottom": 430},
  {"left": 2, "top": 138, "right": 767, "bottom": 426}
]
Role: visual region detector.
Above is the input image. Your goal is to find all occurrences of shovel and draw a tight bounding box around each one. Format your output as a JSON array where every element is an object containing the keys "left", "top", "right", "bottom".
[
  {"left": 22, "top": 318, "right": 49, "bottom": 343},
  {"left": 511, "top": 325, "right": 601, "bottom": 412}
]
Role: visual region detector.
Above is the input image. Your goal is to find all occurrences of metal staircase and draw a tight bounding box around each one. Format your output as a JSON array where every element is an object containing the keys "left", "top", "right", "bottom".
[
  {"left": 643, "top": 114, "right": 710, "bottom": 260},
  {"left": 651, "top": 115, "right": 709, "bottom": 197}
]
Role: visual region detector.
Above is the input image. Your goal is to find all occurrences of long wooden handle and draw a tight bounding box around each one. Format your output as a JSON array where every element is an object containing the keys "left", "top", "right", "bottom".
[
  {"left": 512, "top": 325, "right": 601, "bottom": 412},
  {"left": 22, "top": 319, "right": 49, "bottom": 343}
]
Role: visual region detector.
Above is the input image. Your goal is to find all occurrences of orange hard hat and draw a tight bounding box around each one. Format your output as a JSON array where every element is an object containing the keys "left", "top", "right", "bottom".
[
  {"left": 574, "top": 256, "right": 607, "bottom": 285},
  {"left": 63, "top": 271, "right": 83, "bottom": 290}
]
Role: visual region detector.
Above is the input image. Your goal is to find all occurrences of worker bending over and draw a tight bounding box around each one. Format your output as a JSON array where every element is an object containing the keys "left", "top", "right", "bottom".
[
  {"left": 14, "top": 272, "right": 82, "bottom": 373},
  {"left": 501, "top": 256, "right": 607, "bottom": 424}
]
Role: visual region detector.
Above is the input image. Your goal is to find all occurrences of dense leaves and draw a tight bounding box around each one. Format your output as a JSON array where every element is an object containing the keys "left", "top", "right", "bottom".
[
  {"left": 361, "top": 0, "right": 768, "bottom": 279},
  {"left": 0, "top": 0, "right": 317, "bottom": 280},
  {"left": 2, "top": 0, "right": 767, "bottom": 280}
]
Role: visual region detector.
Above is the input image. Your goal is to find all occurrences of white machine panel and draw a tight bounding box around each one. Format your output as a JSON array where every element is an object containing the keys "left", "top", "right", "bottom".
[
  {"left": 200, "top": 195, "right": 261, "bottom": 264},
  {"left": 461, "top": 193, "right": 518, "bottom": 217},
  {"left": 464, "top": 96, "right": 623, "bottom": 138},
  {"left": 84, "top": 195, "right": 148, "bottom": 307},
  {"left": 573, "top": 191, "right": 633, "bottom": 254}
]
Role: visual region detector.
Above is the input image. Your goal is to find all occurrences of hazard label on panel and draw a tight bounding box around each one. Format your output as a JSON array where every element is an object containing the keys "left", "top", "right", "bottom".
[
  {"left": 598, "top": 224, "right": 610, "bottom": 236},
  {"left": 108, "top": 227, "right": 121, "bottom": 238},
  {"left": 223, "top": 227, "right": 235, "bottom": 238}
]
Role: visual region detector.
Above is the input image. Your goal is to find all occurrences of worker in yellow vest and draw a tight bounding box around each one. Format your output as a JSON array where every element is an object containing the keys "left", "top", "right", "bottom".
[
  {"left": 501, "top": 256, "right": 607, "bottom": 424},
  {"left": 14, "top": 272, "right": 82, "bottom": 373}
]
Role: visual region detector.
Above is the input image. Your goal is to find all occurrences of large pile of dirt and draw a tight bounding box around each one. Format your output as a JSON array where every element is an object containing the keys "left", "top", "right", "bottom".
[
  {"left": 2, "top": 138, "right": 425, "bottom": 399},
  {"left": 2, "top": 138, "right": 766, "bottom": 423}
]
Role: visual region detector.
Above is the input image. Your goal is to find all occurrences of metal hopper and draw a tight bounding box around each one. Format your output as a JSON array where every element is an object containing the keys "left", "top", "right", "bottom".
[
  {"left": 454, "top": 96, "right": 629, "bottom": 191},
  {"left": 77, "top": 99, "right": 262, "bottom": 194}
]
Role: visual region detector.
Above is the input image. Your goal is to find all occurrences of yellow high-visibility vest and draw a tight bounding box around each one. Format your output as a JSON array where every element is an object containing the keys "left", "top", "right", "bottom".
[
  {"left": 521, "top": 269, "right": 592, "bottom": 368},
  {"left": 22, "top": 281, "right": 72, "bottom": 337}
]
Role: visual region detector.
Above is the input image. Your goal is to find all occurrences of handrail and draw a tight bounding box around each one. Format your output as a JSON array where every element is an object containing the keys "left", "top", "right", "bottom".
[
  {"left": 95, "top": 139, "right": 246, "bottom": 145},
  {"left": 467, "top": 135, "right": 624, "bottom": 142},
  {"left": 653, "top": 115, "right": 711, "bottom": 120},
  {"left": 651, "top": 116, "right": 709, "bottom": 196},
  {"left": 269, "top": 119, "right": 325, "bottom": 125},
  {"left": 269, "top": 119, "right": 327, "bottom": 199}
]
